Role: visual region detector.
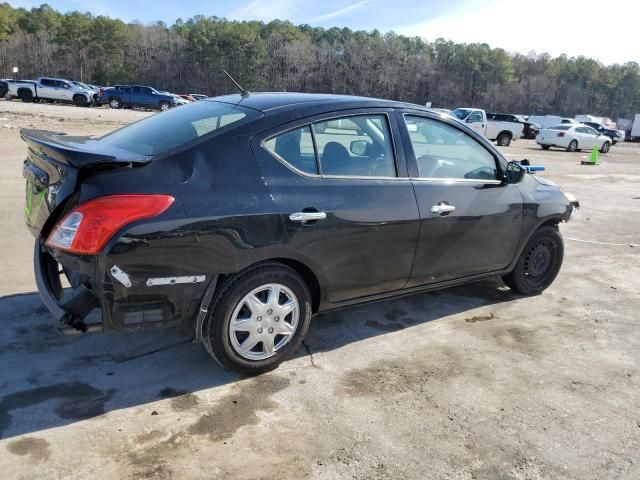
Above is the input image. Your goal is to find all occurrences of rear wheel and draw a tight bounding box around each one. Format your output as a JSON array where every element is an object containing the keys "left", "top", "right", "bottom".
[
  {"left": 497, "top": 132, "right": 512, "bottom": 147},
  {"left": 567, "top": 140, "right": 578, "bottom": 152},
  {"left": 19, "top": 89, "right": 33, "bottom": 103},
  {"left": 600, "top": 141, "right": 610, "bottom": 153},
  {"left": 503, "top": 225, "right": 564, "bottom": 295},
  {"left": 109, "top": 97, "right": 121, "bottom": 109},
  {"left": 203, "top": 263, "right": 312, "bottom": 375}
]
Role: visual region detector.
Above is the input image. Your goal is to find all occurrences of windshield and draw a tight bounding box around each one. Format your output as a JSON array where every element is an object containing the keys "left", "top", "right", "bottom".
[
  {"left": 452, "top": 108, "right": 472, "bottom": 120},
  {"left": 98, "top": 101, "right": 260, "bottom": 156}
]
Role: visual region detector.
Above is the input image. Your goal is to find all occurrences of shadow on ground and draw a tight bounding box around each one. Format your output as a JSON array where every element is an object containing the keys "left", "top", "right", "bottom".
[{"left": 0, "top": 278, "right": 517, "bottom": 440}]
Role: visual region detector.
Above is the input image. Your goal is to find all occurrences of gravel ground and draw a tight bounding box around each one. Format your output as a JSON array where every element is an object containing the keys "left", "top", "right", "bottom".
[{"left": 0, "top": 100, "right": 639, "bottom": 480}]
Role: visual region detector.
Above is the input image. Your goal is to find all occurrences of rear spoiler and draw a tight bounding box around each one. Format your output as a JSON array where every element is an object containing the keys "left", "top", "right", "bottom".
[{"left": 20, "top": 129, "right": 150, "bottom": 168}]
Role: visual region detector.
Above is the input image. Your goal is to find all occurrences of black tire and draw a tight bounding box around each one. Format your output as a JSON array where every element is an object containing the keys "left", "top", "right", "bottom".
[
  {"left": 503, "top": 225, "right": 564, "bottom": 295},
  {"left": 159, "top": 101, "right": 170, "bottom": 111},
  {"left": 73, "top": 95, "right": 88, "bottom": 107},
  {"left": 600, "top": 141, "right": 610, "bottom": 153},
  {"left": 497, "top": 132, "right": 512, "bottom": 147},
  {"left": 19, "top": 89, "right": 33, "bottom": 103},
  {"left": 109, "top": 97, "right": 121, "bottom": 109},
  {"left": 541, "top": 145, "right": 551, "bottom": 150},
  {"left": 203, "top": 262, "right": 312, "bottom": 375},
  {"left": 567, "top": 140, "right": 578, "bottom": 152}
]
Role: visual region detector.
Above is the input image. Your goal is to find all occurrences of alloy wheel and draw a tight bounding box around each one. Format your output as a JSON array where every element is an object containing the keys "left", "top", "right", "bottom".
[{"left": 229, "top": 283, "right": 299, "bottom": 360}]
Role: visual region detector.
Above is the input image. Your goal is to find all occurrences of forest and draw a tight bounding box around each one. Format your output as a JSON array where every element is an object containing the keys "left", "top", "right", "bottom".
[{"left": 1, "top": 3, "right": 639, "bottom": 118}]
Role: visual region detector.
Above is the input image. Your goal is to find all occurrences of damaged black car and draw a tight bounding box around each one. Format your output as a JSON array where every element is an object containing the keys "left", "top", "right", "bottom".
[{"left": 22, "top": 93, "right": 578, "bottom": 374}]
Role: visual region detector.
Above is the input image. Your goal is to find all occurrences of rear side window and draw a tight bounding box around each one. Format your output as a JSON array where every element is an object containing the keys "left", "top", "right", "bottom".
[
  {"left": 98, "top": 101, "right": 260, "bottom": 156},
  {"left": 404, "top": 115, "right": 498, "bottom": 181},
  {"left": 264, "top": 126, "right": 317, "bottom": 174},
  {"left": 264, "top": 114, "right": 397, "bottom": 178}
]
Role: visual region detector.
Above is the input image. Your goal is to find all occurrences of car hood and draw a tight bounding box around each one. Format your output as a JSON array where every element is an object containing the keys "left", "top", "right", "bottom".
[{"left": 531, "top": 174, "right": 559, "bottom": 189}]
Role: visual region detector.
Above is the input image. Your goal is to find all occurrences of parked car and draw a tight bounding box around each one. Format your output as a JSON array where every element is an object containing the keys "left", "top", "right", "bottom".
[
  {"left": 487, "top": 113, "right": 540, "bottom": 140},
  {"left": 536, "top": 124, "right": 612, "bottom": 152},
  {"left": 452, "top": 108, "right": 524, "bottom": 146},
  {"left": 98, "top": 85, "right": 176, "bottom": 111},
  {"left": 190, "top": 93, "right": 208, "bottom": 101},
  {"left": 177, "top": 94, "right": 196, "bottom": 103},
  {"left": 22, "top": 93, "right": 578, "bottom": 374},
  {"left": 0, "top": 80, "right": 8, "bottom": 99},
  {"left": 580, "top": 121, "right": 624, "bottom": 144},
  {"left": 7, "top": 77, "right": 94, "bottom": 106},
  {"left": 70, "top": 81, "right": 99, "bottom": 104}
]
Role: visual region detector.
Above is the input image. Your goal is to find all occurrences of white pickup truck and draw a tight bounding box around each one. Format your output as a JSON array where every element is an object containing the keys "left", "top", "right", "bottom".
[
  {"left": 451, "top": 108, "right": 524, "bottom": 146},
  {"left": 8, "top": 77, "right": 95, "bottom": 107}
]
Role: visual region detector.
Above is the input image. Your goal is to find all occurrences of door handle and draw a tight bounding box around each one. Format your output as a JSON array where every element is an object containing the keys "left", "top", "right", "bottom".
[
  {"left": 289, "top": 211, "right": 327, "bottom": 222},
  {"left": 430, "top": 202, "right": 456, "bottom": 214}
]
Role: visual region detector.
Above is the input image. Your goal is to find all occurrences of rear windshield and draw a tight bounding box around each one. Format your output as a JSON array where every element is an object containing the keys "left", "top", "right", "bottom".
[
  {"left": 548, "top": 125, "right": 571, "bottom": 131},
  {"left": 98, "top": 101, "right": 259, "bottom": 156}
]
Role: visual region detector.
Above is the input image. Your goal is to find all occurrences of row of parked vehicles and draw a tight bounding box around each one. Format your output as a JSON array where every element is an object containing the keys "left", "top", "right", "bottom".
[
  {"left": 432, "top": 106, "right": 625, "bottom": 152},
  {"left": 0, "top": 77, "right": 208, "bottom": 111}
]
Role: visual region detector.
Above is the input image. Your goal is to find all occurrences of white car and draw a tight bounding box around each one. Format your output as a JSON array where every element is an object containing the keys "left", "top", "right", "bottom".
[{"left": 536, "top": 124, "right": 612, "bottom": 153}]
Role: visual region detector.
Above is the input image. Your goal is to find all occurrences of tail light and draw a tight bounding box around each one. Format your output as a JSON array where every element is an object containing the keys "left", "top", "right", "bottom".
[
  {"left": 46, "top": 194, "right": 174, "bottom": 255},
  {"left": 99, "top": 88, "right": 104, "bottom": 97},
  {"left": 557, "top": 132, "right": 565, "bottom": 137}
]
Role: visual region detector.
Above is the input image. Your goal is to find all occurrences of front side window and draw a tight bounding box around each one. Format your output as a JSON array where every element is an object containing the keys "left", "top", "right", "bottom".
[
  {"left": 404, "top": 115, "right": 498, "bottom": 181},
  {"left": 467, "top": 111, "right": 483, "bottom": 123},
  {"left": 264, "top": 114, "right": 397, "bottom": 178},
  {"left": 98, "top": 101, "right": 260, "bottom": 156}
]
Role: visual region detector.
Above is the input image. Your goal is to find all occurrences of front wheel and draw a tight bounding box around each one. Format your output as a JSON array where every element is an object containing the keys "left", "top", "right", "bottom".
[
  {"left": 541, "top": 145, "right": 551, "bottom": 150},
  {"left": 503, "top": 225, "right": 564, "bottom": 295},
  {"left": 600, "top": 141, "right": 610, "bottom": 153},
  {"left": 497, "top": 132, "right": 512, "bottom": 147},
  {"left": 203, "top": 263, "right": 312, "bottom": 375},
  {"left": 73, "top": 95, "right": 88, "bottom": 107},
  {"left": 159, "top": 101, "right": 170, "bottom": 111}
]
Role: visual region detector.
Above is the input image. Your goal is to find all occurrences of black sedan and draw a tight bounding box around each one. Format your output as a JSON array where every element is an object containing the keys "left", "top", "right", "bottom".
[{"left": 22, "top": 93, "right": 578, "bottom": 374}]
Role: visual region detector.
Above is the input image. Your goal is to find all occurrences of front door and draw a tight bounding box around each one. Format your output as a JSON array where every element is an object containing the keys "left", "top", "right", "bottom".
[
  {"left": 466, "top": 110, "right": 486, "bottom": 136},
  {"left": 398, "top": 112, "right": 523, "bottom": 286},
  {"left": 252, "top": 110, "right": 420, "bottom": 303}
]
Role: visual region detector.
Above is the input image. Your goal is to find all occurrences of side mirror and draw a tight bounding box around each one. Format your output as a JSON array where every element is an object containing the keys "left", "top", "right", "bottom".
[
  {"left": 350, "top": 140, "right": 368, "bottom": 156},
  {"left": 505, "top": 161, "right": 525, "bottom": 184}
]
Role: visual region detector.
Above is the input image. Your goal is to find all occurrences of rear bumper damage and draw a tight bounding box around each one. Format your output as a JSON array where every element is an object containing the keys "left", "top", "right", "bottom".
[{"left": 34, "top": 238, "right": 210, "bottom": 334}]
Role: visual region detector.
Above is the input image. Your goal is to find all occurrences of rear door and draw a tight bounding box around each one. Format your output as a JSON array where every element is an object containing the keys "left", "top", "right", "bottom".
[
  {"left": 252, "top": 109, "right": 421, "bottom": 303},
  {"left": 37, "top": 78, "right": 57, "bottom": 99},
  {"left": 397, "top": 112, "right": 523, "bottom": 285},
  {"left": 131, "top": 86, "right": 143, "bottom": 106}
]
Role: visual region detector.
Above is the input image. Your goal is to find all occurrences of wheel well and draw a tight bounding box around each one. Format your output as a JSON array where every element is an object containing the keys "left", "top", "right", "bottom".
[
  {"left": 17, "top": 88, "right": 31, "bottom": 95},
  {"left": 498, "top": 131, "right": 512, "bottom": 138},
  {"left": 540, "top": 219, "right": 560, "bottom": 229},
  {"left": 217, "top": 259, "right": 322, "bottom": 313}
]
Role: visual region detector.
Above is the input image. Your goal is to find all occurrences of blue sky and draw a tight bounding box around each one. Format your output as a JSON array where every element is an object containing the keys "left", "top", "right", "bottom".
[{"left": 6, "top": 0, "right": 638, "bottom": 65}]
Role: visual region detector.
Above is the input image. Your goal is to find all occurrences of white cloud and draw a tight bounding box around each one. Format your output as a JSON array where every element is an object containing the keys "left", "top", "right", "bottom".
[
  {"left": 312, "top": 0, "right": 371, "bottom": 23},
  {"left": 396, "top": 0, "right": 639, "bottom": 65}
]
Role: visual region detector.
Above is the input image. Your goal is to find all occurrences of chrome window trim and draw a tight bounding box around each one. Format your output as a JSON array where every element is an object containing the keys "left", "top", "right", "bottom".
[
  {"left": 261, "top": 111, "right": 401, "bottom": 181},
  {"left": 401, "top": 112, "right": 504, "bottom": 181}
]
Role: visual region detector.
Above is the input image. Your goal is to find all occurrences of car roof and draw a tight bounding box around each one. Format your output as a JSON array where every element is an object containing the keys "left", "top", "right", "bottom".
[{"left": 207, "top": 92, "right": 422, "bottom": 113}]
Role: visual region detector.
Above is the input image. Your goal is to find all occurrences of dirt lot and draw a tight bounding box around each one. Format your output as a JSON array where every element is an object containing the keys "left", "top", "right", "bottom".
[{"left": 0, "top": 100, "right": 639, "bottom": 480}]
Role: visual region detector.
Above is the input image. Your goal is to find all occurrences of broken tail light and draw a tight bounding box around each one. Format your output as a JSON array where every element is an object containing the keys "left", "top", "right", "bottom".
[{"left": 46, "top": 194, "right": 174, "bottom": 255}]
